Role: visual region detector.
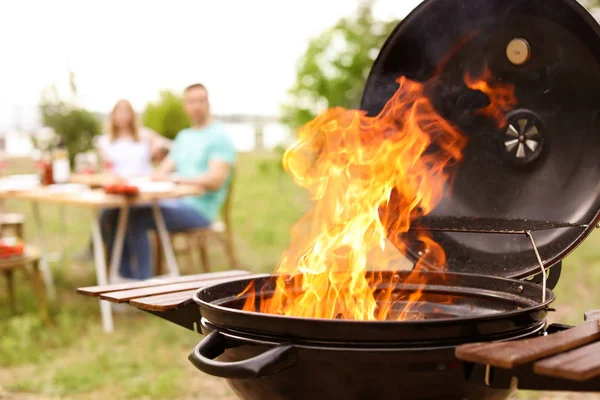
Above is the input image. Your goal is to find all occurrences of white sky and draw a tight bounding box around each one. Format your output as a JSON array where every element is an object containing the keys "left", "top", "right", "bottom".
[{"left": 0, "top": 0, "right": 423, "bottom": 125}]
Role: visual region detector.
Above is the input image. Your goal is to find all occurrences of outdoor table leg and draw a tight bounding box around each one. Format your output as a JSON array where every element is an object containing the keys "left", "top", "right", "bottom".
[
  {"left": 90, "top": 209, "right": 114, "bottom": 333},
  {"left": 151, "top": 201, "right": 180, "bottom": 276},
  {"left": 31, "top": 202, "right": 56, "bottom": 300},
  {"left": 108, "top": 206, "right": 129, "bottom": 283}
]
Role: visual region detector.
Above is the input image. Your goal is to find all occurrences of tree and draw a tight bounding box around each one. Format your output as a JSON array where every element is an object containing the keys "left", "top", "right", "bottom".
[
  {"left": 142, "top": 90, "right": 190, "bottom": 140},
  {"left": 39, "top": 73, "right": 102, "bottom": 163},
  {"left": 281, "top": 0, "right": 399, "bottom": 130}
]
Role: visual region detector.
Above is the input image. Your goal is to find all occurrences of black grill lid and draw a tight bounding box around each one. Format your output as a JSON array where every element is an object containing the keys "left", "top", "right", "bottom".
[{"left": 361, "top": 0, "right": 600, "bottom": 279}]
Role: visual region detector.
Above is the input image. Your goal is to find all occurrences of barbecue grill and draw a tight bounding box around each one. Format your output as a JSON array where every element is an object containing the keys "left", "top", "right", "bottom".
[{"left": 78, "top": 0, "right": 600, "bottom": 399}]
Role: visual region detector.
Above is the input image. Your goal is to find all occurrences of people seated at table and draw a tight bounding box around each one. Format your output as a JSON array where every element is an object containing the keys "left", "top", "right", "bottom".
[
  {"left": 101, "top": 84, "right": 236, "bottom": 280},
  {"left": 96, "top": 99, "right": 172, "bottom": 178}
]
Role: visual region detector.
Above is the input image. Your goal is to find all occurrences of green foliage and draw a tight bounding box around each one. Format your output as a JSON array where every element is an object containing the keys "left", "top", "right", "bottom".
[
  {"left": 39, "top": 76, "right": 102, "bottom": 163},
  {"left": 281, "top": 0, "right": 399, "bottom": 130},
  {"left": 257, "top": 144, "right": 287, "bottom": 177},
  {"left": 142, "top": 90, "right": 190, "bottom": 140}
]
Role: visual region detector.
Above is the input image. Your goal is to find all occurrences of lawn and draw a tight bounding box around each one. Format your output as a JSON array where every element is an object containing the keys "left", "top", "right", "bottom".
[{"left": 1, "top": 152, "right": 600, "bottom": 399}]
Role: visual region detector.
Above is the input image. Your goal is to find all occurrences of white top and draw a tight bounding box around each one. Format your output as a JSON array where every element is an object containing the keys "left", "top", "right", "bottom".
[{"left": 96, "top": 127, "right": 170, "bottom": 178}]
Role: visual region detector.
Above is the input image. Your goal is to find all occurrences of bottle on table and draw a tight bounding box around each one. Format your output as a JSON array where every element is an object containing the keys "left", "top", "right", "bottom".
[
  {"left": 39, "top": 151, "right": 53, "bottom": 186},
  {"left": 51, "top": 138, "right": 70, "bottom": 184}
]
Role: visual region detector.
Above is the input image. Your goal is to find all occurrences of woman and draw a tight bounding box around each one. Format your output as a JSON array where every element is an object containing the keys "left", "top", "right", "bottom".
[
  {"left": 90, "top": 100, "right": 171, "bottom": 279},
  {"left": 96, "top": 99, "right": 171, "bottom": 177}
]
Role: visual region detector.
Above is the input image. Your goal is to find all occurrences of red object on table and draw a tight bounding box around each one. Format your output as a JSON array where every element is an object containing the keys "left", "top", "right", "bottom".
[
  {"left": 34, "top": 151, "right": 55, "bottom": 186},
  {"left": 104, "top": 183, "right": 139, "bottom": 197}
]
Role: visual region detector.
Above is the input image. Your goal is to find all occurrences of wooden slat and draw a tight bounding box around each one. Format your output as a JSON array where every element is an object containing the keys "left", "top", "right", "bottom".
[
  {"left": 129, "top": 290, "right": 198, "bottom": 311},
  {"left": 455, "top": 320, "right": 600, "bottom": 369},
  {"left": 77, "top": 270, "right": 250, "bottom": 296},
  {"left": 78, "top": 278, "right": 167, "bottom": 296},
  {"left": 535, "top": 340, "right": 600, "bottom": 381},
  {"left": 100, "top": 275, "right": 251, "bottom": 303}
]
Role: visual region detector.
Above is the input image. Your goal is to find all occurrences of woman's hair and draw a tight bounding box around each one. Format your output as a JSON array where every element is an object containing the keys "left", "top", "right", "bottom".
[{"left": 108, "top": 99, "right": 139, "bottom": 142}]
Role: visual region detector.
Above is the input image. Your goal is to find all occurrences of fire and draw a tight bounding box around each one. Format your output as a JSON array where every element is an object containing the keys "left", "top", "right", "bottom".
[
  {"left": 465, "top": 69, "right": 517, "bottom": 127},
  {"left": 240, "top": 68, "right": 516, "bottom": 321}
]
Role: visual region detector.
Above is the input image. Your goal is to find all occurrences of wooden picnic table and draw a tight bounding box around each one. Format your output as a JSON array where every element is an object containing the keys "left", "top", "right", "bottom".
[
  {"left": 69, "top": 173, "right": 118, "bottom": 188},
  {"left": 0, "top": 174, "right": 204, "bottom": 333},
  {"left": 0, "top": 182, "right": 202, "bottom": 208}
]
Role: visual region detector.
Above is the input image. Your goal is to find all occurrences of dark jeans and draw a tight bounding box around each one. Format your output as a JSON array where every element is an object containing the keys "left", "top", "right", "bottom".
[{"left": 101, "top": 199, "right": 210, "bottom": 280}]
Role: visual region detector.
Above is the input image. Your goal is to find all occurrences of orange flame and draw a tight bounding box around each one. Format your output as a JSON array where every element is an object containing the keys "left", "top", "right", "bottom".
[
  {"left": 240, "top": 68, "right": 517, "bottom": 321},
  {"left": 465, "top": 69, "right": 517, "bottom": 127}
]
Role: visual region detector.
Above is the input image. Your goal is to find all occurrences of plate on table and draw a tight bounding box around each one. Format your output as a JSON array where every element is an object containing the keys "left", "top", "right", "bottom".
[
  {"left": 125, "top": 177, "right": 151, "bottom": 186},
  {"left": 46, "top": 183, "right": 90, "bottom": 194},
  {"left": 0, "top": 174, "right": 41, "bottom": 191},
  {"left": 136, "top": 181, "right": 175, "bottom": 194}
]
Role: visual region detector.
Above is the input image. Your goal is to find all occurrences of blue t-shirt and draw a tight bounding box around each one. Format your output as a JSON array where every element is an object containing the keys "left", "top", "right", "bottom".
[{"left": 170, "top": 122, "right": 236, "bottom": 221}]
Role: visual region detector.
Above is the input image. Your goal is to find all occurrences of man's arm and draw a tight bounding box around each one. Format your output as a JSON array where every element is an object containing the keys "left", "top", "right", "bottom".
[
  {"left": 146, "top": 128, "right": 172, "bottom": 157},
  {"left": 172, "top": 159, "right": 231, "bottom": 191},
  {"left": 152, "top": 157, "right": 177, "bottom": 180},
  {"left": 151, "top": 128, "right": 179, "bottom": 180},
  {"left": 139, "top": 127, "right": 172, "bottom": 163}
]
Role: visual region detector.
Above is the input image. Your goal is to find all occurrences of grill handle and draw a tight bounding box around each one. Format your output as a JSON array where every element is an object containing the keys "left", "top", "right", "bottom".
[{"left": 188, "top": 331, "right": 298, "bottom": 379}]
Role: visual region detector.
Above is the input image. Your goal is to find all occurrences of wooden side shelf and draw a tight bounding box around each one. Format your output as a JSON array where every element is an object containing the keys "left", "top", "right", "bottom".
[
  {"left": 78, "top": 270, "right": 255, "bottom": 332},
  {"left": 78, "top": 269, "right": 252, "bottom": 311},
  {"left": 456, "top": 314, "right": 600, "bottom": 383}
]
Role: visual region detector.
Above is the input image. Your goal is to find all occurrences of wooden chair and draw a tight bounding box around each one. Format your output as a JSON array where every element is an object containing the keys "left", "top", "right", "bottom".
[
  {"left": 0, "top": 213, "right": 25, "bottom": 239},
  {"left": 1, "top": 246, "right": 50, "bottom": 323},
  {"left": 154, "top": 175, "right": 238, "bottom": 275},
  {"left": 0, "top": 213, "right": 50, "bottom": 323}
]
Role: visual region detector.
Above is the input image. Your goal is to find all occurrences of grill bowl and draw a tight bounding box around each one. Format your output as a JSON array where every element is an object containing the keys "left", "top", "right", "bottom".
[
  {"left": 193, "top": 271, "right": 553, "bottom": 346},
  {"left": 189, "top": 271, "right": 553, "bottom": 400}
]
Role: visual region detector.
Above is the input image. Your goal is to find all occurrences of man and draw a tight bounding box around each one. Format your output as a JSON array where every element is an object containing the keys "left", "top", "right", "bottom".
[{"left": 101, "top": 83, "right": 236, "bottom": 279}]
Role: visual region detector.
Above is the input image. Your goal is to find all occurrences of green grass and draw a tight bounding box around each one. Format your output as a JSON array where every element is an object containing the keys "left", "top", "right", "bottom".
[{"left": 1, "top": 153, "right": 600, "bottom": 399}]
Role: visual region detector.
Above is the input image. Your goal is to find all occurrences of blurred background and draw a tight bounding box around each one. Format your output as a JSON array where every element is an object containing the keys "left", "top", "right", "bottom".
[{"left": 1, "top": 0, "right": 600, "bottom": 399}]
